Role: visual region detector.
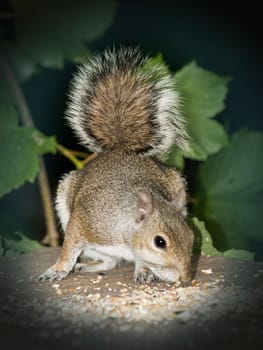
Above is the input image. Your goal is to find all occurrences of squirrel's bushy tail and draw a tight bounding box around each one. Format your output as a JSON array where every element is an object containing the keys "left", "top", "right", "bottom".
[{"left": 66, "top": 47, "right": 190, "bottom": 159}]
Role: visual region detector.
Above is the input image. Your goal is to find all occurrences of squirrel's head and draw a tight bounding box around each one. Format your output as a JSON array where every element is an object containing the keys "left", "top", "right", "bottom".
[{"left": 132, "top": 189, "right": 194, "bottom": 283}]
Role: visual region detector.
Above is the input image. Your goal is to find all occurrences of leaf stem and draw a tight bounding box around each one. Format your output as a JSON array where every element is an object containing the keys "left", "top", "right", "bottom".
[
  {"left": 57, "top": 144, "right": 85, "bottom": 170},
  {"left": 69, "top": 149, "right": 90, "bottom": 159},
  {"left": 57, "top": 144, "right": 97, "bottom": 169},
  {"left": 83, "top": 152, "right": 97, "bottom": 165},
  {"left": 0, "top": 48, "right": 59, "bottom": 247}
]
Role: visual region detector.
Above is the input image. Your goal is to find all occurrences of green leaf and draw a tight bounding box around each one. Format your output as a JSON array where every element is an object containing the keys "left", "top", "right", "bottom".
[
  {"left": 6, "top": 0, "right": 116, "bottom": 81},
  {"left": 223, "top": 249, "right": 255, "bottom": 261},
  {"left": 191, "top": 217, "right": 254, "bottom": 261},
  {"left": 0, "top": 102, "right": 56, "bottom": 197},
  {"left": 175, "top": 61, "right": 230, "bottom": 160},
  {"left": 31, "top": 130, "right": 57, "bottom": 155},
  {"left": 191, "top": 217, "right": 222, "bottom": 256},
  {"left": 194, "top": 130, "right": 263, "bottom": 250},
  {"left": 165, "top": 145, "right": 185, "bottom": 170},
  {"left": 1, "top": 232, "right": 42, "bottom": 257},
  {"left": 140, "top": 53, "right": 171, "bottom": 78}
]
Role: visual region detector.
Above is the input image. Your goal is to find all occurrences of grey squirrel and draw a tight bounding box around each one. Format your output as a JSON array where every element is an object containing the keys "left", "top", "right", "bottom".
[{"left": 39, "top": 47, "right": 194, "bottom": 283}]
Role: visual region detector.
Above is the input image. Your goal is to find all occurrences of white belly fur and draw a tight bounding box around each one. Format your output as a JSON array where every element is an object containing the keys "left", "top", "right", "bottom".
[{"left": 81, "top": 243, "right": 135, "bottom": 262}]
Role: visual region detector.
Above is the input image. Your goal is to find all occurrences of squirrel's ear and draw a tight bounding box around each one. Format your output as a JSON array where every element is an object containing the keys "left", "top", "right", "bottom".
[{"left": 135, "top": 190, "right": 153, "bottom": 223}]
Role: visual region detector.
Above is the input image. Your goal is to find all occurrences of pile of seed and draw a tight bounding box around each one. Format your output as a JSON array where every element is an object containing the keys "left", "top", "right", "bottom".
[{"left": 37, "top": 272, "right": 262, "bottom": 333}]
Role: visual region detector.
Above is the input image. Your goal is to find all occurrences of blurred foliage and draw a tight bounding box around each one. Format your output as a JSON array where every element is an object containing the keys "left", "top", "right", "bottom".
[
  {"left": 0, "top": 232, "right": 42, "bottom": 256},
  {"left": 193, "top": 130, "right": 263, "bottom": 251},
  {"left": 0, "top": 103, "right": 56, "bottom": 197},
  {"left": 166, "top": 61, "right": 230, "bottom": 167},
  {"left": 0, "top": 0, "right": 117, "bottom": 192},
  {"left": 192, "top": 217, "right": 255, "bottom": 261},
  {"left": 4, "top": 0, "right": 116, "bottom": 82}
]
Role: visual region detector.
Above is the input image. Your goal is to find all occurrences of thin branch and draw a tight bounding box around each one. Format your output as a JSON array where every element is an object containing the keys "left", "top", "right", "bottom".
[
  {"left": 0, "top": 50, "right": 33, "bottom": 127},
  {"left": 0, "top": 12, "right": 16, "bottom": 19},
  {"left": 0, "top": 48, "right": 59, "bottom": 247},
  {"left": 38, "top": 159, "right": 59, "bottom": 247}
]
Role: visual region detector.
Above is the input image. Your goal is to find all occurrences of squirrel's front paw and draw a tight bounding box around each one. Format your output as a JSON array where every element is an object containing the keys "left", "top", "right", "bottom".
[
  {"left": 134, "top": 266, "right": 159, "bottom": 284},
  {"left": 38, "top": 265, "right": 69, "bottom": 282}
]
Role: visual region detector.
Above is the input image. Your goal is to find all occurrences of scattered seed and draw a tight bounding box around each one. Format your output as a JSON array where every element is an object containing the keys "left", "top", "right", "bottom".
[
  {"left": 52, "top": 284, "right": 60, "bottom": 290},
  {"left": 56, "top": 289, "right": 62, "bottom": 296}
]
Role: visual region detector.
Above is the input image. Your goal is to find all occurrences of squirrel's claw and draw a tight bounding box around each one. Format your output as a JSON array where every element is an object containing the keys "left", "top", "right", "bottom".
[
  {"left": 134, "top": 266, "right": 159, "bottom": 284},
  {"left": 38, "top": 266, "right": 69, "bottom": 282}
]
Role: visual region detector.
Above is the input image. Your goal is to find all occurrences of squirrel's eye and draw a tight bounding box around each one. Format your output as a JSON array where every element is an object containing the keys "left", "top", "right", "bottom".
[{"left": 154, "top": 235, "right": 167, "bottom": 250}]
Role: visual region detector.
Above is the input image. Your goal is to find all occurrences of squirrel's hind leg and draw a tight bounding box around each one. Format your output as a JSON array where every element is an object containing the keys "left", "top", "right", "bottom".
[
  {"left": 74, "top": 259, "right": 116, "bottom": 273},
  {"left": 74, "top": 248, "right": 117, "bottom": 273}
]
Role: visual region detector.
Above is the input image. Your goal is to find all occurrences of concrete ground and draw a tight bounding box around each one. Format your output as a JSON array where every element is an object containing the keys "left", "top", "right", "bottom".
[{"left": 0, "top": 247, "right": 262, "bottom": 350}]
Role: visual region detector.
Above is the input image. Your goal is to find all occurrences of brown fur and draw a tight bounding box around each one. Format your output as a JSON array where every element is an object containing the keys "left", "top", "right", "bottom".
[
  {"left": 39, "top": 150, "right": 194, "bottom": 283},
  {"left": 88, "top": 71, "right": 155, "bottom": 151}
]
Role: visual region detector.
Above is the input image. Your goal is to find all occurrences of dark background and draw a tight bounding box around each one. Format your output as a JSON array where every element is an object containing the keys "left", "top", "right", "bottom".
[{"left": 0, "top": 0, "right": 262, "bottom": 249}]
